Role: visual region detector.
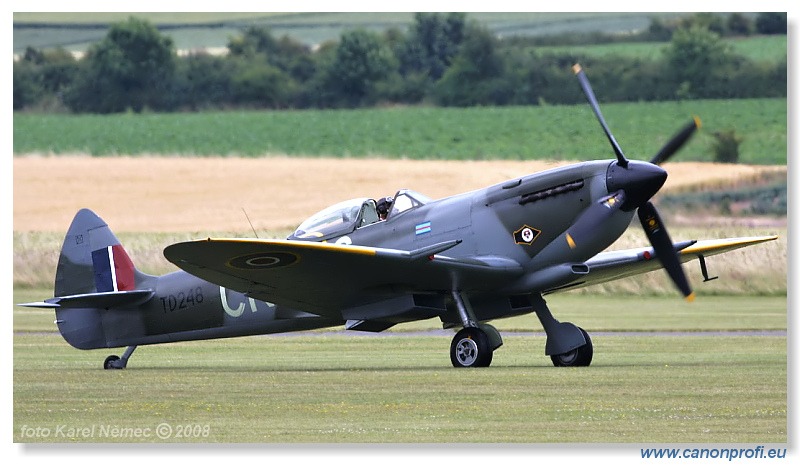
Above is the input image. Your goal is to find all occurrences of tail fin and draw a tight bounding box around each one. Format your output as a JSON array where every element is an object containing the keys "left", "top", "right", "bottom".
[
  {"left": 54, "top": 208, "right": 153, "bottom": 297},
  {"left": 20, "top": 209, "right": 156, "bottom": 349}
]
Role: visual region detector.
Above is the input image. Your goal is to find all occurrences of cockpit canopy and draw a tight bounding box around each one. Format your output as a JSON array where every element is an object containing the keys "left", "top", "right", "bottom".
[
  {"left": 291, "top": 197, "right": 375, "bottom": 240},
  {"left": 288, "top": 190, "right": 432, "bottom": 241}
]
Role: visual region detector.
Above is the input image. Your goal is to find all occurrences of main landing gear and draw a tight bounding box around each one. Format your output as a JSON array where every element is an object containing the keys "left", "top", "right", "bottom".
[
  {"left": 447, "top": 292, "right": 593, "bottom": 368},
  {"left": 449, "top": 291, "right": 503, "bottom": 368},
  {"left": 103, "top": 345, "right": 137, "bottom": 369},
  {"left": 532, "top": 294, "right": 593, "bottom": 367}
]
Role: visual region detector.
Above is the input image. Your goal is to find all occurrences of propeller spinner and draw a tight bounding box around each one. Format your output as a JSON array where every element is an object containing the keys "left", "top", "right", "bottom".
[{"left": 573, "top": 63, "right": 700, "bottom": 300}]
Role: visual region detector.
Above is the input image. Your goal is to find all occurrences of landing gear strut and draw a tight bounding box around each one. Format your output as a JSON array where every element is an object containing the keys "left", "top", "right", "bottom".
[
  {"left": 449, "top": 291, "right": 503, "bottom": 368},
  {"left": 103, "top": 345, "right": 137, "bottom": 369},
  {"left": 531, "top": 294, "right": 593, "bottom": 367}
]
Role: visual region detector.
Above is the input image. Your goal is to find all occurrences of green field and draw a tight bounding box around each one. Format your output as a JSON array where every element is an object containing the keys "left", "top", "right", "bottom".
[
  {"left": 12, "top": 98, "right": 787, "bottom": 164},
  {"left": 13, "top": 291, "right": 787, "bottom": 444},
  {"left": 13, "top": 12, "right": 689, "bottom": 52},
  {"left": 537, "top": 35, "right": 787, "bottom": 64}
]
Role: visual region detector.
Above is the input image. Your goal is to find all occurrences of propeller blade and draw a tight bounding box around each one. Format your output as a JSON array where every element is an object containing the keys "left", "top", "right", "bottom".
[
  {"left": 650, "top": 117, "right": 702, "bottom": 166},
  {"left": 638, "top": 202, "right": 694, "bottom": 301},
  {"left": 573, "top": 63, "right": 628, "bottom": 168}
]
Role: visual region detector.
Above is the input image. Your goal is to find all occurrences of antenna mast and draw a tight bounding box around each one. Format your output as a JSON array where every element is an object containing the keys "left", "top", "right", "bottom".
[{"left": 242, "top": 208, "right": 259, "bottom": 238}]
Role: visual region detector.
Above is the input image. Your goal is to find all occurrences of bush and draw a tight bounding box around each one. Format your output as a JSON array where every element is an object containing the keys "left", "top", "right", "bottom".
[
  {"left": 711, "top": 129, "right": 743, "bottom": 163},
  {"left": 755, "top": 12, "right": 787, "bottom": 34}
]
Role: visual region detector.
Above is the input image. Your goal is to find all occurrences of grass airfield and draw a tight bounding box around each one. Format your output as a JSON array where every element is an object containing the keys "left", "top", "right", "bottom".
[
  {"left": 12, "top": 157, "right": 788, "bottom": 444},
  {"left": 13, "top": 292, "right": 786, "bottom": 443}
]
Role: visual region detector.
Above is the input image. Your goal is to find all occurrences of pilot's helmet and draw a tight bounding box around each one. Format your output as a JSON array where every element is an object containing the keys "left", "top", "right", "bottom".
[{"left": 376, "top": 196, "right": 394, "bottom": 216}]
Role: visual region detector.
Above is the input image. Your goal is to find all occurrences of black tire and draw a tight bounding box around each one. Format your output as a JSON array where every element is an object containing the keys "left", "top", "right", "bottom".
[
  {"left": 550, "top": 327, "right": 593, "bottom": 367},
  {"left": 450, "top": 327, "right": 493, "bottom": 368},
  {"left": 103, "top": 355, "right": 121, "bottom": 370}
]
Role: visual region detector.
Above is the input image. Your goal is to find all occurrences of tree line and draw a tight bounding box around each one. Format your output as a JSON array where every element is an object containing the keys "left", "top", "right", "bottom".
[{"left": 13, "top": 12, "right": 787, "bottom": 113}]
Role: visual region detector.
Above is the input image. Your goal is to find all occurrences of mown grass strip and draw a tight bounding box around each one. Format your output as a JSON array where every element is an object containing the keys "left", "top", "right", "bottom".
[
  {"left": 13, "top": 332, "right": 786, "bottom": 443},
  {"left": 13, "top": 99, "right": 786, "bottom": 164}
]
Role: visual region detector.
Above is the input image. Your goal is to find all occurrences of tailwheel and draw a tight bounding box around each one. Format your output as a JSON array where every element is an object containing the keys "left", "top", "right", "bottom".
[
  {"left": 550, "top": 327, "right": 593, "bottom": 367},
  {"left": 450, "top": 327, "right": 493, "bottom": 368},
  {"left": 102, "top": 345, "right": 137, "bottom": 369}
]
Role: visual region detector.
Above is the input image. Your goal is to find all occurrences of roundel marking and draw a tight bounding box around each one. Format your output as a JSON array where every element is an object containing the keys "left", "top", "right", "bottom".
[
  {"left": 521, "top": 228, "right": 535, "bottom": 243},
  {"left": 227, "top": 252, "right": 299, "bottom": 270}
]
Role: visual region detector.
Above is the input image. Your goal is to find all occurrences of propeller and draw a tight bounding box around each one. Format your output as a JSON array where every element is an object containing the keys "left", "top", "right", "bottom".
[
  {"left": 650, "top": 117, "right": 702, "bottom": 166},
  {"left": 573, "top": 64, "right": 628, "bottom": 168},
  {"left": 573, "top": 63, "right": 699, "bottom": 301},
  {"left": 638, "top": 202, "right": 694, "bottom": 301}
]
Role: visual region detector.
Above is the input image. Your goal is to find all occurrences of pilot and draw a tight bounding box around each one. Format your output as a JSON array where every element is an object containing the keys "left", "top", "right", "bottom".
[{"left": 376, "top": 196, "right": 394, "bottom": 220}]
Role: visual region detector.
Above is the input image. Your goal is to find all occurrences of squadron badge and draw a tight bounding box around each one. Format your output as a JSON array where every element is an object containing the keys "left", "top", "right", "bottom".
[{"left": 513, "top": 225, "right": 541, "bottom": 245}]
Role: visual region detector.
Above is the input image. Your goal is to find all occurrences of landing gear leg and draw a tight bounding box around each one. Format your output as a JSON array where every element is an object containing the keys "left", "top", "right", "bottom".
[
  {"left": 449, "top": 291, "right": 502, "bottom": 368},
  {"left": 103, "top": 345, "right": 137, "bottom": 370},
  {"left": 531, "top": 294, "right": 593, "bottom": 367}
]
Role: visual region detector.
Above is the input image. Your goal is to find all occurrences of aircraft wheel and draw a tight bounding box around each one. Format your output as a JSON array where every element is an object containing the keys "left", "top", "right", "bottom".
[
  {"left": 450, "top": 327, "right": 493, "bottom": 368},
  {"left": 550, "top": 328, "right": 593, "bottom": 367},
  {"left": 103, "top": 355, "right": 122, "bottom": 370}
]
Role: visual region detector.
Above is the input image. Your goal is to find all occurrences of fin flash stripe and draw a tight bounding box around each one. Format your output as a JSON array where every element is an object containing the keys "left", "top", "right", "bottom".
[{"left": 91, "top": 244, "right": 135, "bottom": 292}]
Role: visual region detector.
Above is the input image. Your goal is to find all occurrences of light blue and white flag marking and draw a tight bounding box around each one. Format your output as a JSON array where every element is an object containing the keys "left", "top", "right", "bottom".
[{"left": 415, "top": 221, "right": 432, "bottom": 235}]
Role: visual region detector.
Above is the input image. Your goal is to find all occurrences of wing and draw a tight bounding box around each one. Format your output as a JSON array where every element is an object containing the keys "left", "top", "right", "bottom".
[
  {"left": 545, "top": 235, "right": 778, "bottom": 294},
  {"left": 164, "top": 238, "right": 523, "bottom": 318}
]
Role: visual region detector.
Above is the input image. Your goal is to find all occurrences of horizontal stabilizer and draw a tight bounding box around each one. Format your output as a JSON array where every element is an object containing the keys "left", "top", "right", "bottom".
[{"left": 18, "top": 289, "right": 154, "bottom": 309}]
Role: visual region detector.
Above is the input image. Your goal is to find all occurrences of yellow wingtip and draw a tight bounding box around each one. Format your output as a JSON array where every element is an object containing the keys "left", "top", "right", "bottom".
[{"left": 685, "top": 292, "right": 696, "bottom": 303}]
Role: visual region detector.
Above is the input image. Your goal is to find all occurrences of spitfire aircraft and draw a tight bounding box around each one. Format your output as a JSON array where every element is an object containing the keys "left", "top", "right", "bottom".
[{"left": 21, "top": 65, "right": 777, "bottom": 369}]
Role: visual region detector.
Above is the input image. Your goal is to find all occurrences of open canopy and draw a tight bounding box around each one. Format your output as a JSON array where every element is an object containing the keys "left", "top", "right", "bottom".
[{"left": 289, "top": 190, "right": 432, "bottom": 241}]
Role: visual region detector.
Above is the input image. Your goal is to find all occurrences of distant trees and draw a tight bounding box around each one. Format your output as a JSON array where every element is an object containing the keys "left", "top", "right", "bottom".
[
  {"left": 432, "top": 25, "right": 507, "bottom": 106},
  {"left": 13, "top": 47, "right": 79, "bottom": 110},
  {"left": 726, "top": 13, "right": 753, "bottom": 36},
  {"left": 755, "top": 12, "right": 787, "bottom": 34},
  {"left": 397, "top": 12, "right": 466, "bottom": 81},
  {"left": 317, "top": 29, "right": 397, "bottom": 107},
  {"left": 664, "top": 26, "right": 735, "bottom": 99},
  {"left": 13, "top": 13, "right": 788, "bottom": 114},
  {"left": 64, "top": 17, "right": 176, "bottom": 113}
]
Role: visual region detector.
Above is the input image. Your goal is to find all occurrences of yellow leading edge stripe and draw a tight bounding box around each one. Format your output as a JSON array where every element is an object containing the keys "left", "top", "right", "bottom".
[
  {"left": 206, "top": 238, "right": 378, "bottom": 256},
  {"left": 680, "top": 236, "right": 778, "bottom": 255}
]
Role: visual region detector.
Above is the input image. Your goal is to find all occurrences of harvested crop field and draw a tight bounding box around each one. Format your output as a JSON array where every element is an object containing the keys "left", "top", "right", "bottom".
[{"left": 13, "top": 155, "right": 785, "bottom": 233}]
